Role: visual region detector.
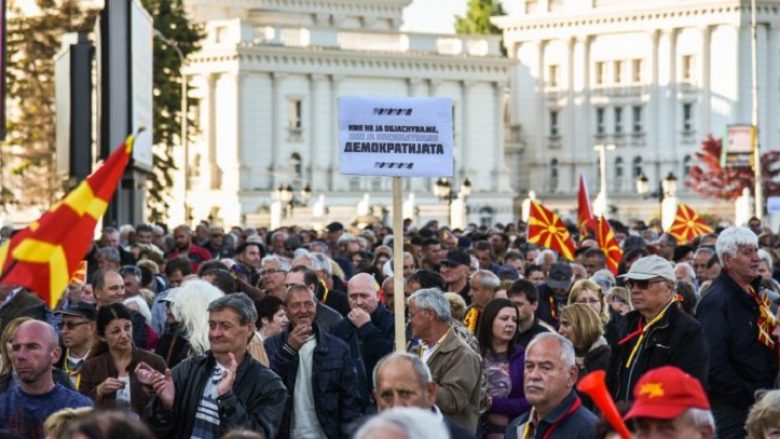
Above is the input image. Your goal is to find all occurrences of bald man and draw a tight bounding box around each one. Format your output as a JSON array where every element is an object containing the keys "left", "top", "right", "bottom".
[
  {"left": 333, "top": 273, "right": 395, "bottom": 409},
  {"left": 0, "top": 320, "right": 92, "bottom": 437}
]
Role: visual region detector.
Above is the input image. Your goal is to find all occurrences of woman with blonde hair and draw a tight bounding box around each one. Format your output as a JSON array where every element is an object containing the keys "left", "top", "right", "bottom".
[
  {"left": 568, "top": 278, "right": 625, "bottom": 346},
  {"left": 746, "top": 390, "right": 780, "bottom": 439}
]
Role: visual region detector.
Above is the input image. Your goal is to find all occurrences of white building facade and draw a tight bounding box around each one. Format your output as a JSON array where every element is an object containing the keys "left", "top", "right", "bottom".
[
  {"left": 495, "top": 0, "right": 780, "bottom": 222},
  {"left": 174, "top": 0, "right": 516, "bottom": 229}
]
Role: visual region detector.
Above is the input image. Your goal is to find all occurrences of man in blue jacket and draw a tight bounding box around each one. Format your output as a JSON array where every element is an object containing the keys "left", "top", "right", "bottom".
[
  {"left": 696, "top": 226, "right": 779, "bottom": 439},
  {"left": 266, "top": 284, "right": 361, "bottom": 438},
  {"left": 332, "top": 273, "right": 394, "bottom": 409},
  {"left": 504, "top": 333, "right": 597, "bottom": 439}
]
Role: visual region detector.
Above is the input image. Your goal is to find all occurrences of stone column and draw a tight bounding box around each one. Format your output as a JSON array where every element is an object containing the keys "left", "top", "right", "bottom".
[
  {"left": 700, "top": 25, "right": 712, "bottom": 136},
  {"left": 309, "top": 74, "right": 328, "bottom": 190},
  {"left": 271, "top": 72, "right": 286, "bottom": 188},
  {"left": 329, "top": 75, "right": 343, "bottom": 191}
]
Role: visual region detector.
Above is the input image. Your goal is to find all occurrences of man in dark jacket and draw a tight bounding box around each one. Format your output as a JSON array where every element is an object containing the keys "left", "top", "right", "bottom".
[
  {"left": 143, "top": 293, "right": 287, "bottom": 438},
  {"left": 505, "top": 333, "right": 597, "bottom": 439},
  {"left": 265, "top": 284, "right": 361, "bottom": 439},
  {"left": 333, "top": 273, "right": 394, "bottom": 408},
  {"left": 696, "top": 226, "right": 779, "bottom": 439},
  {"left": 535, "top": 263, "right": 573, "bottom": 328},
  {"left": 608, "top": 255, "right": 709, "bottom": 403},
  {"left": 0, "top": 284, "right": 47, "bottom": 336}
]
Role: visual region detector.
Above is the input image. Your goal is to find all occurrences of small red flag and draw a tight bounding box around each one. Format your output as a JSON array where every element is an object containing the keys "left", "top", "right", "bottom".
[
  {"left": 596, "top": 216, "right": 622, "bottom": 275},
  {"left": 578, "top": 173, "right": 597, "bottom": 237},
  {"left": 527, "top": 200, "right": 576, "bottom": 261},
  {"left": 668, "top": 203, "right": 714, "bottom": 244},
  {"left": 0, "top": 134, "right": 137, "bottom": 308}
]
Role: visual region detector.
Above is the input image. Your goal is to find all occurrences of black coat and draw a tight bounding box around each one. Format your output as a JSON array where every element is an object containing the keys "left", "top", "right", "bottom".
[
  {"left": 265, "top": 324, "right": 362, "bottom": 439},
  {"left": 696, "top": 272, "right": 779, "bottom": 408},
  {"left": 144, "top": 352, "right": 287, "bottom": 439},
  {"left": 607, "top": 303, "right": 709, "bottom": 403}
]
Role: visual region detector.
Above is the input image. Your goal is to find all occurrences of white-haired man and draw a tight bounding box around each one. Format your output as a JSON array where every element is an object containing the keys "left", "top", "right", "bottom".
[{"left": 696, "top": 226, "right": 779, "bottom": 439}]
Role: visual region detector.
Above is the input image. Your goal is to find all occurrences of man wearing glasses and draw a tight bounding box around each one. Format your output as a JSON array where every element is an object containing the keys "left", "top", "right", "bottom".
[
  {"left": 607, "top": 255, "right": 708, "bottom": 403},
  {"left": 54, "top": 302, "right": 98, "bottom": 388}
]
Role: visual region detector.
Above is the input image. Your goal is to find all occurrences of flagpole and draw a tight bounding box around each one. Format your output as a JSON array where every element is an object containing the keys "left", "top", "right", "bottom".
[{"left": 751, "top": 0, "right": 763, "bottom": 220}]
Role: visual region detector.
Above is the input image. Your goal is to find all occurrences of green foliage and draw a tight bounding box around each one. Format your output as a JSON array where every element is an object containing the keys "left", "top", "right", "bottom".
[
  {"left": 455, "top": 0, "right": 506, "bottom": 36},
  {"left": 140, "top": 0, "right": 204, "bottom": 224},
  {"left": 4, "top": 0, "right": 96, "bottom": 207}
]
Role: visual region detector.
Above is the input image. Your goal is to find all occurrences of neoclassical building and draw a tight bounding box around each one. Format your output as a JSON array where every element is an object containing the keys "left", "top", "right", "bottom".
[
  {"left": 173, "top": 0, "right": 515, "bottom": 228},
  {"left": 495, "top": 0, "right": 779, "bottom": 221}
]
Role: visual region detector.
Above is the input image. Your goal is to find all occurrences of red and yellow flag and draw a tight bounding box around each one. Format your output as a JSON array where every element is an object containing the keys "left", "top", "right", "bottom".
[
  {"left": 668, "top": 203, "right": 714, "bottom": 243},
  {"left": 0, "top": 134, "right": 137, "bottom": 308},
  {"left": 578, "top": 173, "right": 597, "bottom": 237},
  {"left": 527, "top": 200, "right": 576, "bottom": 261},
  {"left": 596, "top": 215, "right": 622, "bottom": 275}
]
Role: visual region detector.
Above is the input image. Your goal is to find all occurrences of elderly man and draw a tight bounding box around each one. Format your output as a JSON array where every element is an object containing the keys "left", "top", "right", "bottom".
[
  {"left": 624, "top": 366, "right": 715, "bottom": 439},
  {"left": 260, "top": 255, "right": 291, "bottom": 300},
  {"left": 333, "top": 273, "right": 394, "bottom": 408},
  {"left": 372, "top": 352, "right": 475, "bottom": 438},
  {"left": 440, "top": 249, "right": 472, "bottom": 305},
  {"left": 286, "top": 266, "right": 343, "bottom": 333},
  {"left": 293, "top": 252, "right": 350, "bottom": 316},
  {"left": 693, "top": 246, "right": 716, "bottom": 284},
  {"left": 265, "top": 284, "right": 361, "bottom": 438},
  {"left": 94, "top": 268, "right": 157, "bottom": 350},
  {"left": 696, "top": 226, "right": 779, "bottom": 439},
  {"left": 55, "top": 302, "right": 98, "bottom": 388},
  {"left": 0, "top": 320, "right": 92, "bottom": 437},
  {"left": 674, "top": 262, "right": 697, "bottom": 289},
  {"left": 463, "top": 269, "right": 500, "bottom": 334},
  {"left": 144, "top": 293, "right": 287, "bottom": 438},
  {"left": 608, "top": 255, "right": 709, "bottom": 403},
  {"left": 581, "top": 248, "right": 607, "bottom": 277},
  {"left": 505, "top": 333, "right": 597, "bottom": 439},
  {"left": 407, "top": 288, "right": 482, "bottom": 432}
]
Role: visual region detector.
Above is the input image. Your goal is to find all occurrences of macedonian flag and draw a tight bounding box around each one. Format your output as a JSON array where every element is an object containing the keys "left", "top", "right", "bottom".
[
  {"left": 527, "top": 200, "right": 576, "bottom": 261},
  {"left": 577, "top": 173, "right": 597, "bottom": 237},
  {"left": 668, "top": 203, "right": 714, "bottom": 244},
  {"left": 0, "top": 134, "right": 137, "bottom": 307},
  {"left": 596, "top": 215, "right": 622, "bottom": 275}
]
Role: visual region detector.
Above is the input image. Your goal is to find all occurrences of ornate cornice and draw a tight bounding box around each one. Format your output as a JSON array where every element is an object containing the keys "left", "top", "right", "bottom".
[
  {"left": 187, "top": 44, "right": 515, "bottom": 83},
  {"left": 185, "top": 0, "right": 412, "bottom": 18}
]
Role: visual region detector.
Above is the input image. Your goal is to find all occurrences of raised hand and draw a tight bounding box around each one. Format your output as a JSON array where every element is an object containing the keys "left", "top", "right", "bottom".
[
  {"left": 287, "top": 321, "right": 313, "bottom": 351},
  {"left": 348, "top": 307, "right": 371, "bottom": 328},
  {"left": 217, "top": 352, "right": 238, "bottom": 396},
  {"left": 134, "top": 361, "right": 160, "bottom": 386},
  {"left": 151, "top": 368, "right": 175, "bottom": 409}
]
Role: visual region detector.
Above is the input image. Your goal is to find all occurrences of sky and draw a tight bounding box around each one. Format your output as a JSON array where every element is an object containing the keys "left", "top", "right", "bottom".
[{"left": 401, "top": 0, "right": 517, "bottom": 34}]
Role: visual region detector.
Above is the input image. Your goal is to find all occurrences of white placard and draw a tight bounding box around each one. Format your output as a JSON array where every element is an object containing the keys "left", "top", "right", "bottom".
[
  {"left": 767, "top": 196, "right": 780, "bottom": 214},
  {"left": 339, "top": 97, "right": 453, "bottom": 177},
  {"left": 130, "top": 0, "right": 154, "bottom": 170}
]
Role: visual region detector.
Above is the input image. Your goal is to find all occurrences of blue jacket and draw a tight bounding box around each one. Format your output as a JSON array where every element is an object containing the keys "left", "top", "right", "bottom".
[
  {"left": 332, "top": 303, "right": 394, "bottom": 408},
  {"left": 265, "top": 324, "right": 362, "bottom": 439},
  {"left": 504, "top": 390, "right": 597, "bottom": 439},
  {"left": 696, "top": 272, "right": 779, "bottom": 408}
]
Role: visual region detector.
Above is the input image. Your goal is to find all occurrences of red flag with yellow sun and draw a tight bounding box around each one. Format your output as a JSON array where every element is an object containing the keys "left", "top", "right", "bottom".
[
  {"left": 0, "top": 133, "right": 138, "bottom": 308},
  {"left": 668, "top": 203, "right": 714, "bottom": 243},
  {"left": 527, "top": 200, "right": 576, "bottom": 261},
  {"left": 596, "top": 215, "right": 622, "bottom": 275}
]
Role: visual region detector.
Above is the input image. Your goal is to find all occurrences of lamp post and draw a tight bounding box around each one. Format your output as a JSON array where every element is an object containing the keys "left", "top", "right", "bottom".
[
  {"left": 593, "top": 143, "right": 616, "bottom": 216},
  {"left": 636, "top": 171, "right": 677, "bottom": 226},
  {"left": 434, "top": 178, "right": 472, "bottom": 226},
  {"left": 275, "top": 183, "right": 311, "bottom": 217},
  {"left": 153, "top": 30, "right": 189, "bottom": 222}
]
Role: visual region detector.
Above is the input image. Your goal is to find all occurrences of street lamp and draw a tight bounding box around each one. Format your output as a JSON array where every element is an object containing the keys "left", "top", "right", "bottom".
[
  {"left": 636, "top": 171, "right": 677, "bottom": 220},
  {"left": 276, "top": 183, "right": 311, "bottom": 217},
  {"left": 434, "top": 178, "right": 471, "bottom": 226},
  {"left": 153, "top": 30, "right": 189, "bottom": 221}
]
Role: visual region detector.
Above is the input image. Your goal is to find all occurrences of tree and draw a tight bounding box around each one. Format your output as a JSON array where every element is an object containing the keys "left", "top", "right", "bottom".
[
  {"left": 141, "top": 0, "right": 204, "bottom": 224},
  {"left": 685, "top": 135, "right": 780, "bottom": 200},
  {"left": 455, "top": 0, "right": 506, "bottom": 37},
  {"left": 4, "top": 0, "right": 96, "bottom": 208}
]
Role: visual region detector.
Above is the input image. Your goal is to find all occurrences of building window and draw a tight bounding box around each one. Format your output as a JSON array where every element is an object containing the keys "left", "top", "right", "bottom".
[
  {"left": 682, "top": 55, "right": 694, "bottom": 83},
  {"left": 549, "top": 110, "right": 559, "bottom": 137},
  {"left": 288, "top": 98, "right": 302, "bottom": 131},
  {"left": 614, "top": 60, "right": 623, "bottom": 84},
  {"left": 548, "top": 64, "right": 559, "bottom": 88},
  {"left": 596, "top": 108, "right": 605, "bottom": 136},
  {"left": 595, "top": 61, "right": 606, "bottom": 86},
  {"left": 632, "top": 156, "right": 643, "bottom": 180},
  {"left": 614, "top": 107, "right": 623, "bottom": 135},
  {"left": 479, "top": 207, "right": 495, "bottom": 228},
  {"left": 550, "top": 158, "right": 559, "bottom": 192},
  {"left": 683, "top": 155, "right": 692, "bottom": 177},
  {"left": 290, "top": 153, "right": 302, "bottom": 181},
  {"left": 614, "top": 156, "right": 624, "bottom": 192},
  {"left": 632, "top": 105, "right": 643, "bottom": 134},
  {"left": 682, "top": 103, "right": 694, "bottom": 132},
  {"left": 632, "top": 59, "right": 643, "bottom": 83}
]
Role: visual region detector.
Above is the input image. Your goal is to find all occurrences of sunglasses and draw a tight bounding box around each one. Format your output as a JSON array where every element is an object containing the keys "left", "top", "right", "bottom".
[
  {"left": 625, "top": 278, "right": 667, "bottom": 290},
  {"left": 62, "top": 320, "right": 91, "bottom": 330}
]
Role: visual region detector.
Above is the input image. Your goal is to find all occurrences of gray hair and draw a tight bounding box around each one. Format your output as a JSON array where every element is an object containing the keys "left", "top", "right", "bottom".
[
  {"left": 407, "top": 288, "right": 450, "bottom": 322},
  {"left": 694, "top": 246, "right": 715, "bottom": 258},
  {"left": 337, "top": 233, "right": 359, "bottom": 246},
  {"left": 372, "top": 352, "right": 432, "bottom": 389},
  {"left": 97, "top": 246, "right": 120, "bottom": 263},
  {"left": 354, "top": 407, "right": 449, "bottom": 439},
  {"left": 527, "top": 332, "right": 576, "bottom": 368},
  {"left": 308, "top": 241, "right": 329, "bottom": 253},
  {"left": 207, "top": 292, "right": 257, "bottom": 326},
  {"left": 686, "top": 407, "right": 715, "bottom": 430},
  {"left": 534, "top": 249, "right": 558, "bottom": 266},
  {"left": 261, "top": 254, "right": 291, "bottom": 271},
  {"left": 471, "top": 270, "right": 500, "bottom": 290},
  {"left": 590, "top": 269, "right": 616, "bottom": 293},
  {"left": 716, "top": 226, "right": 758, "bottom": 265},
  {"left": 310, "top": 252, "right": 333, "bottom": 276},
  {"left": 674, "top": 262, "right": 696, "bottom": 281},
  {"left": 757, "top": 249, "right": 773, "bottom": 272}
]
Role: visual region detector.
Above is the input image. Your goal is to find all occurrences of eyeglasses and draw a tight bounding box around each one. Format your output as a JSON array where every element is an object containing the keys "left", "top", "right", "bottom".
[
  {"left": 261, "top": 269, "right": 287, "bottom": 276},
  {"left": 625, "top": 278, "right": 666, "bottom": 290},
  {"left": 62, "top": 321, "right": 91, "bottom": 330}
]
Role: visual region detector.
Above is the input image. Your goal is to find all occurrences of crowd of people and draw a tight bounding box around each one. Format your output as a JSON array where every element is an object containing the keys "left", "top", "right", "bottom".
[{"left": 0, "top": 215, "right": 778, "bottom": 438}]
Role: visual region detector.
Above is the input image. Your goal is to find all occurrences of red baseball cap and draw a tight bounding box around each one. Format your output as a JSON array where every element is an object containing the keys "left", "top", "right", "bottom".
[{"left": 624, "top": 366, "right": 710, "bottom": 421}]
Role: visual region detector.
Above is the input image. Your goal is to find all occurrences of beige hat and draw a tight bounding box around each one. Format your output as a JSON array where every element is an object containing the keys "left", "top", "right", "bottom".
[{"left": 618, "top": 255, "right": 675, "bottom": 282}]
